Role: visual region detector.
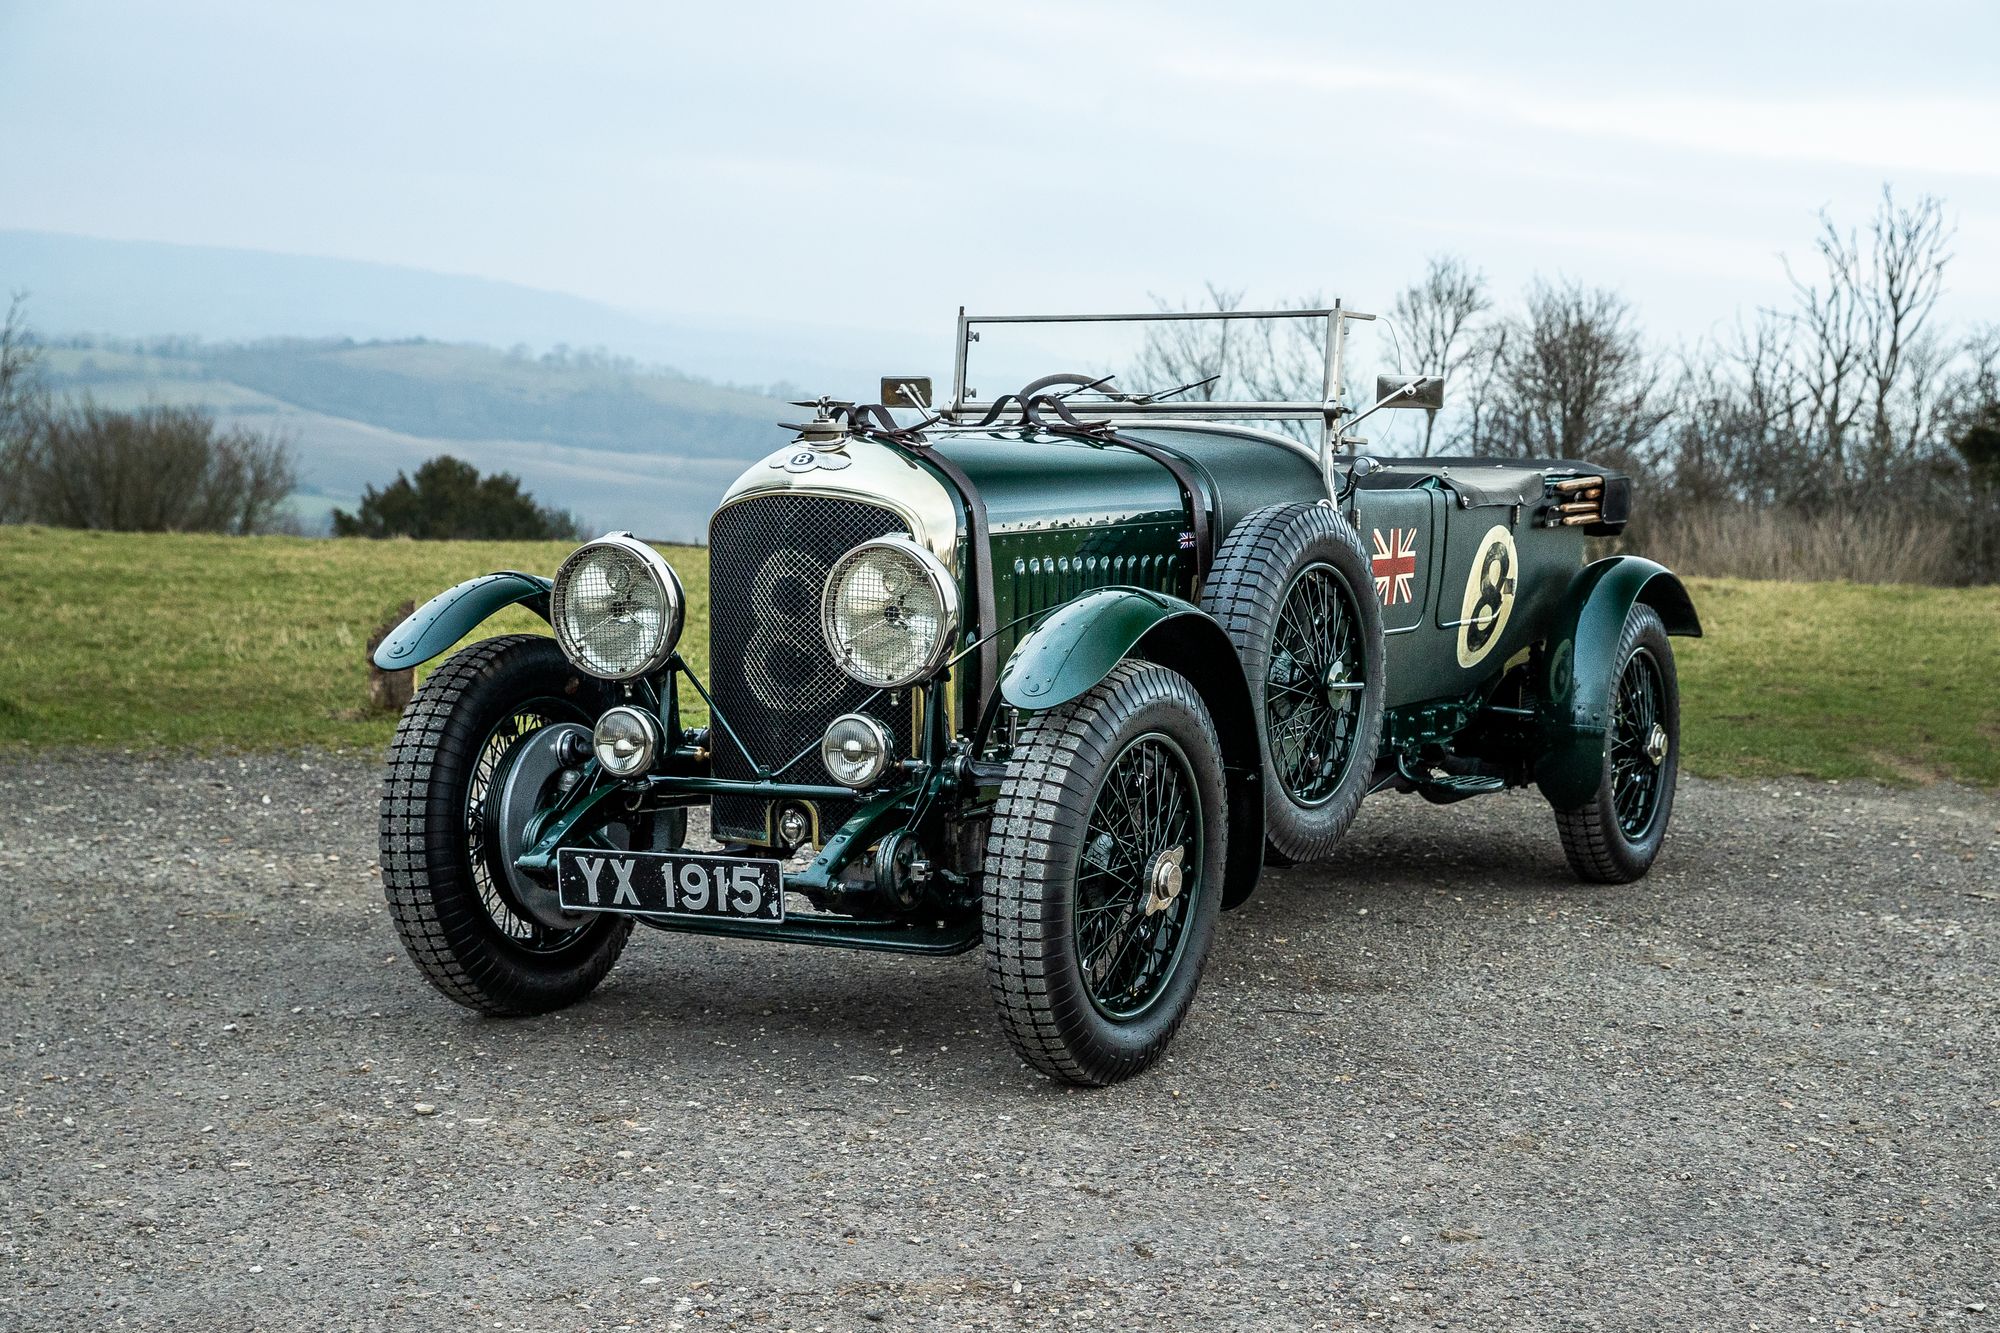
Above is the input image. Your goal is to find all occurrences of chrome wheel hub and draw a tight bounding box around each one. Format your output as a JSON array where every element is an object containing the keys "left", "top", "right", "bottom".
[
  {"left": 1324, "top": 661, "right": 1362, "bottom": 700},
  {"left": 489, "top": 721, "right": 595, "bottom": 931},
  {"left": 1644, "top": 722, "right": 1669, "bottom": 767},
  {"left": 1143, "top": 845, "right": 1187, "bottom": 916}
]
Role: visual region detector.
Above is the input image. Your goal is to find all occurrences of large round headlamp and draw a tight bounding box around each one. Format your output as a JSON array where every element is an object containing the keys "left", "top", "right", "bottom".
[
  {"left": 820, "top": 536, "right": 959, "bottom": 689},
  {"left": 550, "top": 533, "right": 684, "bottom": 680}
]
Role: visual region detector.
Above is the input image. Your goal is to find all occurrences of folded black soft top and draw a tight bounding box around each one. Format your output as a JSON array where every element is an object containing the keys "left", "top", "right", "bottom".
[{"left": 1352, "top": 456, "right": 1628, "bottom": 510}]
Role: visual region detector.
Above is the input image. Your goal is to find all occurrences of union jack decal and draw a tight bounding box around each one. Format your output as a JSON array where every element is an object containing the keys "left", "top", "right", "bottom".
[{"left": 1370, "top": 527, "right": 1419, "bottom": 606}]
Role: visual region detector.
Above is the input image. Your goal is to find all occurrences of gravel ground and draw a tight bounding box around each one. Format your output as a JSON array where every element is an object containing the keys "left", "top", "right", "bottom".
[{"left": 1, "top": 752, "right": 1995, "bottom": 1331}]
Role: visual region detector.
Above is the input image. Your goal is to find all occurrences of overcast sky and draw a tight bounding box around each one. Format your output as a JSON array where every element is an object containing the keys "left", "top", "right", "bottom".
[{"left": 3, "top": 0, "right": 1996, "bottom": 360}]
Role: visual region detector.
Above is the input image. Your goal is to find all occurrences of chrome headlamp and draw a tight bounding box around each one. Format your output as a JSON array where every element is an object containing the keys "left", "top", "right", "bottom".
[
  {"left": 820, "top": 536, "right": 959, "bottom": 690},
  {"left": 821, "top": 713, "right": 893, "bottom": 788},
  {"left": 550, "top": 533, "right": 685, "bottom": 680},
  {"left": 592, "top": 705, "right": 661, "bottom": 778}
]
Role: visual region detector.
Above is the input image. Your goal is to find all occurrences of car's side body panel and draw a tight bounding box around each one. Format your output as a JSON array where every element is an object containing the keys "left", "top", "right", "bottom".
[
  {"left": 1346, "top": 486, "right": 1451, "bottom": 703},
  {"left": 1345, "top": 459, "right": 1638, "bottom": 713},
  {"left": 930, "top": 432, "right": 1188, "bottom": 669},
  {"left": 1119, "top": 424, "right": 1327, "bottom": 541}
]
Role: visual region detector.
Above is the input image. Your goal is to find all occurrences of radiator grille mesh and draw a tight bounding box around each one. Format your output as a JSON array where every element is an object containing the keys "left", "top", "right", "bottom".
[{"left": 706, "top": 493, "right": 912, "bottom": 843}]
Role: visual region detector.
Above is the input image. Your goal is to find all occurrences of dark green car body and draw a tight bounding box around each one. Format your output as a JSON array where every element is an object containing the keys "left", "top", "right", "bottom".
[{"left": 381, "top": 410, "right": 1700, "bottom": 955}]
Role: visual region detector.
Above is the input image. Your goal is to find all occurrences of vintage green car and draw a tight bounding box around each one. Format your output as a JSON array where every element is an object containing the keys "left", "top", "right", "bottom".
[{"left": 373, "top": 307, "right": 1700, "bottom": 1086}]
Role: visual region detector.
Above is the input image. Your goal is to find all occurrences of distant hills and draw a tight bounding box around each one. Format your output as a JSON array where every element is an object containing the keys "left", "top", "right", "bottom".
[
  {"left": 0, "top": 228, "right": 1073, "bottom": 539},
  {"left": 0, "top": 229, "right": 932, "bottom": 541},
  {"left": 0, "top": 229, "right": 939, "bottom": 392},
  {"left": 35, "top": 338, "right": 795, "bottom": 541}
]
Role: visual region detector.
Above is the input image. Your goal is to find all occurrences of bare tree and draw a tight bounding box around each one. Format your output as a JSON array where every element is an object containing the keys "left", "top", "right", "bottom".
[
  {"left": 0, "top": 295, "right": 49, "bottom": 523},
  {"left": 1858, "top": 188, "right": 1952, "bottom": 478},
  {"left": 1777, "top": 188, "right": 1954, "bottom": 489},
  {"left": 0, "top": 295, "right": 42, "bottom": 431},
  {"left": 1388, "top": 255, "right": 1491, "bottom": 455},
  {"left": 1128, "top": 283, "right": 1247, "bottom": 402},
  {"left": 1660, "top": 311, "right": 1819, "bottom": 510},
  {"left": 1947, "top": 325, "right": 2000, "bottom": 431},
  {"left": 1468, "top": 280, "right": 1666, "bottom": 470},
  {"left": 1129, "top": 286, "right": 1340, "bottom": 443},
  {"left": 1447, "top": 324, "right": 1510, "bottom": 457}
]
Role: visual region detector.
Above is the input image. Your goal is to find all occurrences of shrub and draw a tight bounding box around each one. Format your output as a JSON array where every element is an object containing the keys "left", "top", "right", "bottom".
[
  {"left": 332, "top": 454, "right": 582, "bottom": 541},
  {"left": 1, "top": 398, "right": 297, "bottom": 534}
]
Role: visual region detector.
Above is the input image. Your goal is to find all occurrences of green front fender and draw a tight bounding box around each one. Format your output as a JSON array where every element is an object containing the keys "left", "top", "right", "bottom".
[
  {"left": 370, "top": 571, "right": 553, "bottom": 671},
  {"left": 997, "top": 586, "right": 1267, "bottom": 910},
  {"left": 1535, "top": 556, "right": 1701, "bottom": 808},
  {"left": 998, "top": 587, "right": 1205, "bottom": 709}
]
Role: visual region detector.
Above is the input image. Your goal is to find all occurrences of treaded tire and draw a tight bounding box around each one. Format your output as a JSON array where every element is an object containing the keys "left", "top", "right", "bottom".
[
  {"left": 1553, "top": 604, "right": 1680, "bottom": 883},
  {"left": 982, "top": 662, "right": 1228, "bottom": 1087},
  {"left": 380, "top": 634, "right": 635, "bottom": 1014},
  {"left": 1201, "top": 502, "right": 1386, "bottom": 863}
]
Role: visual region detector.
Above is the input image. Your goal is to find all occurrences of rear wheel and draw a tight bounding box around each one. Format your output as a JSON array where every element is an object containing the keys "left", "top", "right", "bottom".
[
  {"left": 1202, "top": 502, "right": 1385, "bottom": 863},
  {"left": 1552, "top": 604, "right": 1681, "bottom": 883},
  {"left": 380, "top": 634, "right": 642, "bottom": 1014},
  {"left": 982, "top": 662, "right": 1227, "bottom": 1086}
]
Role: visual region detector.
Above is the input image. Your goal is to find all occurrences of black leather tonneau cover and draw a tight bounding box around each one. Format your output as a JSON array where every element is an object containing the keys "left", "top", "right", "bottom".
[{"left": 1352, "top": 456, "right": 1621, "bottom": 509}]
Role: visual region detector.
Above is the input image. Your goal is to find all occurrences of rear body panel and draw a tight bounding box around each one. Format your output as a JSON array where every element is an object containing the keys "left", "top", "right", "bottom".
[{"left": 1348, "top": 457, "right": 1625, "bottom": 710}]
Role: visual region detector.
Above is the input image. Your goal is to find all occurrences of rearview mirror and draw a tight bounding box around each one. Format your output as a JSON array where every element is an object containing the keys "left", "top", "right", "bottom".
[
  {"left": 881, "top": 376, "right": 933, "bottom": 409},
  {"left": 1374, "top": 374, "right": 1445, "bottom": 411}
]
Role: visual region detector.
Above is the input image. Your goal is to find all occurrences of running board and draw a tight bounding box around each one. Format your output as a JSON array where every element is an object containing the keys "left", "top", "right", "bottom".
[{"left": 1397, "top": 759, "right": 1507, "bottom": 805}]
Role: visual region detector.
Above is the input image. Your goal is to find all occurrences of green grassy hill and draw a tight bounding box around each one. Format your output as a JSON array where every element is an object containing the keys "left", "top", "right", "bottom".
[{"left": 1, "top": 527, "right": 1994, "bottom": 786}]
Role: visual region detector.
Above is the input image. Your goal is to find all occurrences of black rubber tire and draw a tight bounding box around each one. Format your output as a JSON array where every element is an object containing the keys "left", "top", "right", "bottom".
[
  {"left": 380, "top": 634, "right": 635, "bottom": 1014},
  {"left": 1201, "top": 501, "right": 1386, "bottom": 863},
  {"left": 1553, "top": 604, "right": 1681, "bottom": 883},
  {"left": 982, "top": 662, "right": 1228, "bottom": 1087}
]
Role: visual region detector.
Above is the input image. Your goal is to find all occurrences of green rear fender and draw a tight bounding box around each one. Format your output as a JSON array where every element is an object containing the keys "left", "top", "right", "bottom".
[
  {"left": 1534, "top": 557, "right": 1701, "bottom": 808},
  {"left": 998, "top": 587, "right": 1267, "bottom": 909},
  {"left": 370, "top": 571, "right": 553, "bottom": 671}
]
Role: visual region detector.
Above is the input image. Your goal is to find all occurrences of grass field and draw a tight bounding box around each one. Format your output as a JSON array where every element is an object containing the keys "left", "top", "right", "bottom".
[
  {"left": 0, "top": 527, "right": 709, "bottom": 751},
  {"left": 0, "top": 527, "right": 1994, "bottom": 785}
]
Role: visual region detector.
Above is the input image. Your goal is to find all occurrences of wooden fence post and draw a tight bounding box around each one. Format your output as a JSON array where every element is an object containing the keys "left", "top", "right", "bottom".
[{"left": 366, "top": 600, "right": 417, "bottom": 713}]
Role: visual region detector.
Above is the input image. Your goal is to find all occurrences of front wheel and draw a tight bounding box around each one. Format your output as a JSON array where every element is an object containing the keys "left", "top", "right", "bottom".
[
  {"left": 1551, "top": 604, "right": 1681, "bottom": 883},
  {"left": 982, "top": 662, "right": 1228, "bottom": 1086},
  {"left": 380, "top": 634, "right": 638, "bottom": 1014}
]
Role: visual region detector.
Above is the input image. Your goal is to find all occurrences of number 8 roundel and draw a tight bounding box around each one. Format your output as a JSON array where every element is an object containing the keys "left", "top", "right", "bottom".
[{"left": 1456, "top": 525, "right": 1518, "bottom": 669}]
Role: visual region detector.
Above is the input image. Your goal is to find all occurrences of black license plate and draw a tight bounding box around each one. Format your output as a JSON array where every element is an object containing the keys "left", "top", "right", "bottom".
[{"left": 556, "top": 847, "right": 785, "bottom": 923}]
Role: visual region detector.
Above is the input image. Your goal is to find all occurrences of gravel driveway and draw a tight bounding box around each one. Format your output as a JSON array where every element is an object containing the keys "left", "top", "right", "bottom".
[{"left": 2, "top": 752, "right": 1994, "bottom": 1331}]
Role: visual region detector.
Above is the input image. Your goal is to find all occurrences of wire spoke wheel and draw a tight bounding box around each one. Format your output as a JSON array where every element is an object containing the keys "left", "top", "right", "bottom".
[
  {"left": 1551, "top": 604, "right": 1681, "bottom": 886},
  {"left": 1608, "top": 648, "right": 1666, "bottom": 840},
  {"left": 464, "top": 697, "right": 594, "bottom": 953},
  {"left": 982, "top": 661, "right": 1227, "bottom": 1086},
  {"left": 1266, "top": 563, "right": 1366, "bottom": 807},
  {"left": 1202, "top": 502, "right": 1384, "bottom": 865},
  {"left": 380, "top": 634, "right": 635, "bottom": 1016},
  {"left": 1073, "top": 732, "right": 1203, "bottom": 1021}
]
